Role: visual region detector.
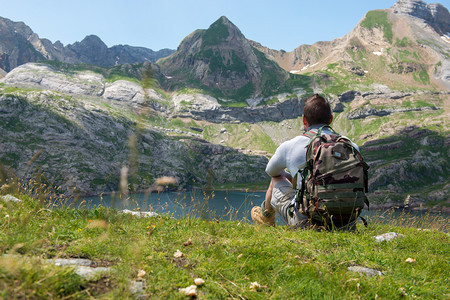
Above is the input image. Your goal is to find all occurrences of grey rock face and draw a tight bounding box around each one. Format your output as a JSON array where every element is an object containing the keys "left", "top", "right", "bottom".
[
  {"left": 339, "top": 90, "right": 361, "bottom": 102},
  {"left": 103, "top": 80, "right": 146, "bottom": 106},
  {"left": 331, "top": 89, "right": 442, "bottom": 119},
  {"left": 392, "top": 0, "right": 450, "bottom": 34},
  {"left": 175, "top": 95, "right": 305, "bottom": 123},
  {"left": 428, "top": 3, "right": 450, "bottom": 34},
  {"left": 392, "top": 0, "right": 433, "bottom": 20},
  {"left": 1, "top": 63, "right": 105, "bottom": 96},
  {"left": 0, "top": 17, "right": 45, "bottom": 72}
]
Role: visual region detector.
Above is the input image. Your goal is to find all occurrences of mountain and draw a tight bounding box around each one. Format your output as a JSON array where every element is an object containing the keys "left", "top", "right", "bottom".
[
  {"left": 0, "top": 63, "right": 269, "bottom": 195},
  {"left": 251, "top": 0, "right": 450, "bottom": 91},
  {"left": 0, "top": 17, "right": 46, "bottom": 72},
  {"left": 157, "top": 16, "right": 307, "bottom": 103},
  {"left": 0, "top": 16, "right": 175, "bottom": 72}
]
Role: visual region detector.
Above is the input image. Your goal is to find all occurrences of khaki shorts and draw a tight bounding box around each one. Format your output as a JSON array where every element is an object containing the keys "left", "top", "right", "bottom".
[{"left": 271, "top": 180, "right": 306, "bottom": 227}]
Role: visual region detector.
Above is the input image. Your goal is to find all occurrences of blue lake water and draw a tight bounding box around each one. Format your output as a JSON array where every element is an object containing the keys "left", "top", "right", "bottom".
[{"left": 68, "top": 190, "right": 448, "bottom": 230}]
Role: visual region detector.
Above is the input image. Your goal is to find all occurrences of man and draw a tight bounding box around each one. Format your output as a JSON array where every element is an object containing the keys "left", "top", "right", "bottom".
[{"left": 251, "top": 94, "right": 359, "bottom": 228}]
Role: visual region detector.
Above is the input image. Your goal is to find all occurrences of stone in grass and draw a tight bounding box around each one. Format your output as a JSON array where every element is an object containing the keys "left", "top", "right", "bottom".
[
  {"left": 48, "top": 258, "right": 111, "bottom": 280},
  {"left": 121, "top": 209, "right": 159, "bottom": 218},
  {"left": 1, "top": 194, "right": 22, "bottom": 202},
  {"left": 348, "top": 266, "right": 383, "bottom": 277},
  {"left": 179, "top": 285, "right": 197, "bottom": 296},
  {"left": 51, "top": 258, "right": 92, "bottom": 266},
  {"left": 374, "top": 232, "right": 406, "bottom": 242},
  {"left": 130, "top": 280, "right": 146, "bottom": 296},
  {"left": 75, "top": 266, "right": 111, "bottom": 280}
]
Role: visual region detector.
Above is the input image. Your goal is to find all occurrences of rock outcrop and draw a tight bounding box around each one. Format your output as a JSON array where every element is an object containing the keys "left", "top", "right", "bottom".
[
  {"left": 1, "top": 63, "right": 105, "bottom": 96},
  {"left": 392, "top": 0, "right": 450, "bottom": 34},
  {"left": 0, "top": 17, "right": 45, "bottom": 72},
  {"left": 330, "top": 88, "right": 445, "bottom": 118},
  {"left": 175, "top": 96, "right": 305, "bottom": 123}
]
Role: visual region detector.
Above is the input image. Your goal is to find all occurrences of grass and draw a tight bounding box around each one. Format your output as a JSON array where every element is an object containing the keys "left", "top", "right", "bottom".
[
  {"left": 0, "top": 181, "right": 449, "bottom": 299},
  {"left": 202, "top": 122, "right": 278, "bottom": 153},
  {"left": 361, "top": 10, "right": 393, "bottom": 44}
]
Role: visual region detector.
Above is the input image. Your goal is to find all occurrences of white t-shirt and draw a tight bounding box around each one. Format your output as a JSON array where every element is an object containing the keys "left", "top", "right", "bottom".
[{"left": 265, "top": 125, "right": 359, "bottom": 189}]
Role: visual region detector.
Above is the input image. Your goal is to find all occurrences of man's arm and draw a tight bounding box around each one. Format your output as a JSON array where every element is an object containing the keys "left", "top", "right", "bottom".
[{"left": 265, "top": 145, "right": 286, "bottom": 177}]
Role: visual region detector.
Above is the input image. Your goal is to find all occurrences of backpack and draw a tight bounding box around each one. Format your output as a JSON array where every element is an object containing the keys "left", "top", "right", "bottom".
[{"left": 293, "top": 125, "right": 369, "bottom": 230}]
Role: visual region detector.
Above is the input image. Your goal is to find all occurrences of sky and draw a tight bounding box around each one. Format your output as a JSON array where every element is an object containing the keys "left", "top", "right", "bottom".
[{"left": 1, "top": 0, "right": 449, "bottom": 52}]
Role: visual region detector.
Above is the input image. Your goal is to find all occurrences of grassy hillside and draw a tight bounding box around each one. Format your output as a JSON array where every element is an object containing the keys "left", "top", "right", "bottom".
[{"left": 0, "top": 189, "right": 448, "bottom": 299}]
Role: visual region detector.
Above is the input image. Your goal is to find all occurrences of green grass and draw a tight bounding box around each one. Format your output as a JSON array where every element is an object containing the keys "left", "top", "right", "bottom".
[
  {"left": 0, "top": 189, "right": 448, "bottom": 299},
  {"left": 395, "top": 37, "right": 412, "bottom": 48},
  {"left": 361, "top": 10, "right": 393, "bottom": 44},
  {"left": 202, "top": 122, "right": 278, "bottom": 153},
  {"left": 201, "top": 17, "right": 230, "bottom": 48}
]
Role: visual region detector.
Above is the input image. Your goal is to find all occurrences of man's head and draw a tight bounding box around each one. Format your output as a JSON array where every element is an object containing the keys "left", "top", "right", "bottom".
[{"left": 302, "top": 94, "right": 333, "bottom": 128}]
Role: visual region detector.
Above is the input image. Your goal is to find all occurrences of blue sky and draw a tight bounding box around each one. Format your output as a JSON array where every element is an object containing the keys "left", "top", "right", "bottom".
[{"left": 1, "top": 0, "right": 449, "bottom": 51}]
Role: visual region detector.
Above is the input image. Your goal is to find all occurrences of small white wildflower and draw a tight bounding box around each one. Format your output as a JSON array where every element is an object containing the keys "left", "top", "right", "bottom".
[
  {"left": 194, "top": 278, "right": 205, "bottom": 286},
  {"left": 179, "top": 285, "right": 197, "bottom": 296},
  {"left": 249, "top": 281, "right": 261, "bottom": 290},
  {"left": 5, "top": 214, "right": 9, "bottom": 218},
  {"left": 405, "top": 257, "right": 416, "bottom": 263},
  {"left": 137, "top": 269, "right": 146, "bottom": 277},
  {"left": 173, "top": 249, "right": 184, "bottom": 258}
]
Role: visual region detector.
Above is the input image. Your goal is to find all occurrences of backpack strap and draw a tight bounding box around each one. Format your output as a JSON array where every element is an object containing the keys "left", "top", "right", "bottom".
[
  {"left": 317, "top": 125, "right": 339, "bottom": 136},
  {"left": 291, "top": 129, "right": 317, "bottom": 189}
]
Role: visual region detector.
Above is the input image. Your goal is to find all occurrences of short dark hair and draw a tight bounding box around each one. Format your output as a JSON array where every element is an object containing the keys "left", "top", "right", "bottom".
[{"left": 303, "top": 94, "right": 332, "bottom": 126}]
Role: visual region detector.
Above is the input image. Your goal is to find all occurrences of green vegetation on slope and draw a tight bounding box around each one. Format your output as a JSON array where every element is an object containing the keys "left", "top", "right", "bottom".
[
  {"left": 361, "top": 10, "right": 393, "bottom": 43},
  {"left": 202, "top": 17, "right": 230, "bottom": 48}
]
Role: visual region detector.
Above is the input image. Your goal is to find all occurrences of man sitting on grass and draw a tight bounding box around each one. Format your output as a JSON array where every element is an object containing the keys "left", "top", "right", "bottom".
[{"left": 251, "top": 94, "right": 361, "bottom": 229}]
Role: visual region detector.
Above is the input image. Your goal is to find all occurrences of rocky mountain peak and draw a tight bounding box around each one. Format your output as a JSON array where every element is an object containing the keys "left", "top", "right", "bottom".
[
  {"left": 158, "top": 16, "right": 289, "bottom": 101},
  {"left": 202, "top": 16, "right": 246, "bottom": 48},
  {"left": 70, "top": 35, "right": 108, "bottom": 52},
  {"left": 392, "top": 0, "right": 432, "bottom": 19},
  {"left": 391, "top": 0, "right": 450, "bottom": 33}
]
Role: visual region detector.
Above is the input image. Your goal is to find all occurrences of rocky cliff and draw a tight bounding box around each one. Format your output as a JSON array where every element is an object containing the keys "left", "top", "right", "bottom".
[
  {"left": 392, "top": 0, "right": 450, "bottom": 34},
  {"left": 0, "top": 17, "right": 45, "bottom": 72}
]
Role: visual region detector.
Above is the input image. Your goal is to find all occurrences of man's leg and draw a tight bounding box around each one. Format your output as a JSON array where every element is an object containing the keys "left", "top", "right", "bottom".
[
  {"left": 269, "top": 175, "right": 307, "bottom": 227},
  {"left": 251, "top": 176, "right": 282, "bottom": 226},
  {"left": 252, "top": 174, "right": 307, "bottom": 227}
]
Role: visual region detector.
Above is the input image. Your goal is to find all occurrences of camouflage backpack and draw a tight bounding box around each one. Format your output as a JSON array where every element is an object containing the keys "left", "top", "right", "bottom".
[{"left": 293, "top": 125, "right": 369, "bottom": 230}]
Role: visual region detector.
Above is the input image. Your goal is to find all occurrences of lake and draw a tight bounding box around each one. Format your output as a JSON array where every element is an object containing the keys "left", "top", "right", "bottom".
[{"left": 70, "top": 190, "right": 448, "bottom": 230}]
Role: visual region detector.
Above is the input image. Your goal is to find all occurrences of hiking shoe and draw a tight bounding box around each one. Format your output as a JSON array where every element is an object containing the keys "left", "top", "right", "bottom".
[{"left": 251, "top": 205, "right": 275, "bottom": 226}]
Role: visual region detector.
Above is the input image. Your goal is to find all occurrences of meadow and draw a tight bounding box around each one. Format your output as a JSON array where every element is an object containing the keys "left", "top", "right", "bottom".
[{"left": 0, "top": 181, "right": 448, "bottom": 299}]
